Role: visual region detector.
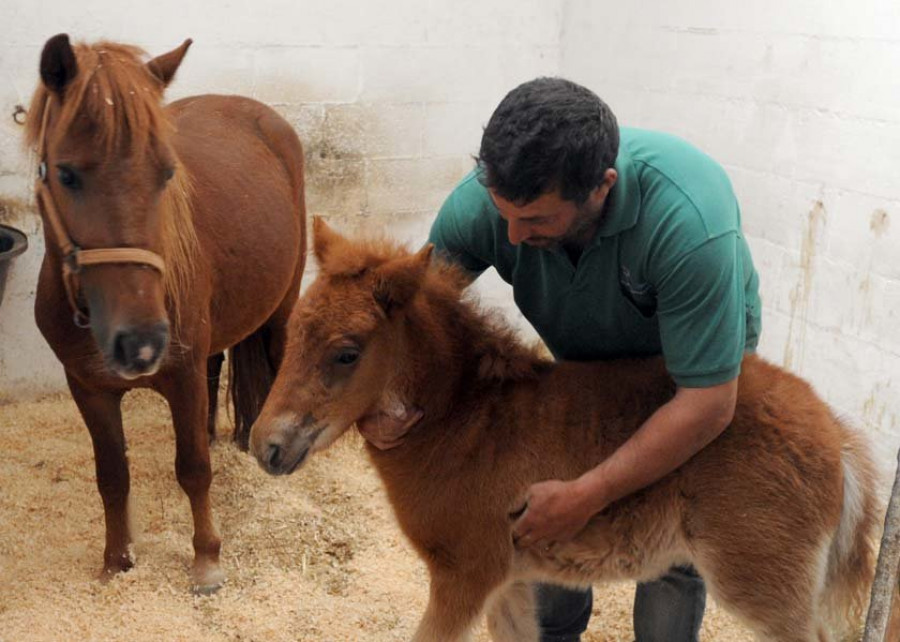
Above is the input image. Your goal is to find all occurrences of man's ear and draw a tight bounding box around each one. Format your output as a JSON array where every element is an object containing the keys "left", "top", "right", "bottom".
[
  {"left": 146, "top": 38, "right": 192, "bottom": 88},
  {"left": 373, "top": 244, "right": 434, "bottom": 316}
]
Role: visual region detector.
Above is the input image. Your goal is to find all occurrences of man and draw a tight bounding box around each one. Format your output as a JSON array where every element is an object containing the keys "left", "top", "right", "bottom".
[{"left": 360, "top": 77, "right": 761, "bottom": 641}]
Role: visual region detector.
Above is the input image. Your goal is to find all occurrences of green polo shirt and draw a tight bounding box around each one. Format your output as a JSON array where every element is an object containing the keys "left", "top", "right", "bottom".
[{"left": 427, "top": 127, "right": 761, "bottom": 388}]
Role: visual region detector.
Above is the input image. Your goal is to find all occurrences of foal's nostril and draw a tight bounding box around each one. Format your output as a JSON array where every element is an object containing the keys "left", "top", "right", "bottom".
[{"left": 265, "top": 443, "right": 283, "bottom": 471}]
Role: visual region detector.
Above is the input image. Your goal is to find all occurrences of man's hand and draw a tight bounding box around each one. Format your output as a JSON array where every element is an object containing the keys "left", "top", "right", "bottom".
[
  {"left": 356, "top": 406, "right": 423, "bottom": 450},
  {"left": 512, "top": 479, "right": 599, "bottom": 551}
]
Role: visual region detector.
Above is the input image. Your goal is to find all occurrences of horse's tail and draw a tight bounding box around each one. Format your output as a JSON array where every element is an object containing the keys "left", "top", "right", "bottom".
[
  {"left": 227, "top": 327, "right": 276, "bottom": 451},
  {"left": 821, "top": 421, "right": 880, "bottom": 637}
]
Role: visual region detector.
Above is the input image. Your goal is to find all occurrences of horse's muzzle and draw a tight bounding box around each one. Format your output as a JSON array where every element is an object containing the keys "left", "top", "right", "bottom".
[{"left": 110, "top": 321, "right": 169, "bottom": 379}]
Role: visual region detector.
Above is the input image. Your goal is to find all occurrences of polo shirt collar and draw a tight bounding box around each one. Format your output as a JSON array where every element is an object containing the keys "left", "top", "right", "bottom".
[{"left": 594, "top": 144, "right": 641, "bottom": 239}]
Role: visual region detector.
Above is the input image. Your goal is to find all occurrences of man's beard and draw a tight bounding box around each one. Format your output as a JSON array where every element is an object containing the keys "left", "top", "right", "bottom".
[{"left": 525, "top": 203, "right": 604, "bottom": 250}]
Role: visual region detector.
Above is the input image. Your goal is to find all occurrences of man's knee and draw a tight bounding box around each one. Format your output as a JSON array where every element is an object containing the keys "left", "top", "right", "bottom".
[
  {"left": 535, "top": 583, "right": 592, "bottom": 642},
  {"left": 633, "top": 566, "right": 706, "bottom": 642}
]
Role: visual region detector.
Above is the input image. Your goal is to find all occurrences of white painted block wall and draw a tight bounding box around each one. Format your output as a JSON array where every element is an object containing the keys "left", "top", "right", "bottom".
[
  {"left": 562, "top": 0, "right": 900, "bottom": 473},
  {"left": 0, "top": 0, "right": 562, "bottom": 398},
  {"left": 2, "top": 0, "right": 898, "bottom": 482}
]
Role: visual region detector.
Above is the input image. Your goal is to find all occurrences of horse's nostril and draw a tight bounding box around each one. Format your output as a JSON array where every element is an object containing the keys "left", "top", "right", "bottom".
[
  {"left": 265, "top": 443, "right": 283, "bottom": 471},
  {"left": 112, "top": 323, "right": 169, "bottom": 371}
]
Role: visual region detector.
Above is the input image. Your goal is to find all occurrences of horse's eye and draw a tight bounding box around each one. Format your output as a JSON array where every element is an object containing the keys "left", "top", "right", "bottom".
[
  {"left": 57, "top": 166, "right": 81, "bottom": 190},
  {"left": 162, "top": 166, "right": 175, "bottom": 182},
  {"left": 335, "top": 349, "right": 359, "bottom": 366}
]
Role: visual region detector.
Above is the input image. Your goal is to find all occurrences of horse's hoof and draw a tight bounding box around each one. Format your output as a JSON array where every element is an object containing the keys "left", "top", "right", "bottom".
[
  {"left": 191, "top": 563, "right": 226, "bottom": 595},
  {"left": 100, "top": 548, "right": 135, "bottom": 582}
]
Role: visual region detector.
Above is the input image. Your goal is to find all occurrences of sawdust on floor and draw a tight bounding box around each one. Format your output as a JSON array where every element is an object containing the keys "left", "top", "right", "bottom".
[{"left": 0, "top": 389, "right": 755, "bottom": 641}]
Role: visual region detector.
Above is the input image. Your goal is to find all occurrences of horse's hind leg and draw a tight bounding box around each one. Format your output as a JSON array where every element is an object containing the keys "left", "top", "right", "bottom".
[
  {"left": 66, "top": 375, "right": 132, "bottom": 578},
  {"left": 162, "top": 362, "right": 224, "bottom": 593},
  {"left": 206, "top": 352, "right": 224, "bottom": 443},
  {"left": 486, "top": 581, "right": 539, "bottom": 642}
]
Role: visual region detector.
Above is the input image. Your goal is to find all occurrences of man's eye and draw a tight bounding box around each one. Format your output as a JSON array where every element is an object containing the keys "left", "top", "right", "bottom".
[{"left": 57, "top": 166, "right": 82, "bottom": 190}]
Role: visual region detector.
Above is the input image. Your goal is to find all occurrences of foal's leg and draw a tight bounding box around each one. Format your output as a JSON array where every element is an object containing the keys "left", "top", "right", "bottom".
[
  {"left": 163, "top": 363, "right": 224, "bottom": 593},
  {"left": 485, "top": 581, "right": 539, "bottom": 642},
  {"left": 206, "top": 352, "right": 224, "bottom": 443},
  {"left": 412, "top": 570, "right": 497, "bottom": 642},
  {"left": 66, "top": 375, "right": 132, "bottom": 578}
]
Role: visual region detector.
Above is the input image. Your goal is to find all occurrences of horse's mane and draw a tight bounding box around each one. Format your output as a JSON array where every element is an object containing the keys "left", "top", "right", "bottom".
[{"left": 24, "top": 40, "right": 197, "bottom": 313}]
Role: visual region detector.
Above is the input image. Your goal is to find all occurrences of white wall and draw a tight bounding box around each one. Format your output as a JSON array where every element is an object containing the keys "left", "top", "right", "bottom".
[
  {"left": 562, "top": 0, "right": 900, "bottom": 471},
  {"left": 0, "top": 0, "right": 562, "bottom": 398},
  {"left": 3, "top": 1, "right": 899, "bottom": 479}
]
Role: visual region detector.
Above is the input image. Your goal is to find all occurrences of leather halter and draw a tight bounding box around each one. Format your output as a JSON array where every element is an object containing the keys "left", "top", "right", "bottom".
[{"left": 35, "top": 96, "right": 167, "bottom": 328}]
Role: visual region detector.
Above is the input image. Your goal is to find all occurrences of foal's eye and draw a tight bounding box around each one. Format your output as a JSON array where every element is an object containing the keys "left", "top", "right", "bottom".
[
  {"left": 335, "top": 348, "right": 360, "bottom": 366},
  {"left": 162, "top": 166, "right": 175, "bottom": 182},
  {"left": 57, "top": 165, "right": 82, "bottom": 190}
]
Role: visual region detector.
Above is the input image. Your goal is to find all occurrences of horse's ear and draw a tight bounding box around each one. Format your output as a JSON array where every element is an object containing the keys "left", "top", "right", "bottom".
[
  {"left": 373, "top": 244, "right": 434, "bottom": 316},
  {"left": 40, "top": 34, "right": 78, "bottom": 96},
  {"left": 146, "top": 39, "right": 193, "bottom": 88}
]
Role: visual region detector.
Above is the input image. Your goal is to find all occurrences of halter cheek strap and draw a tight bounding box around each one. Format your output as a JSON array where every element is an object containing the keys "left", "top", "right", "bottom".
[{"left": 35, "top": 96, "right": 167, "bottom": 328}]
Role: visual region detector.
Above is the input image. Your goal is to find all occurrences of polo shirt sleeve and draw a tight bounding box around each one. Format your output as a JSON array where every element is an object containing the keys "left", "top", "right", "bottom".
[
  {"left": 653, "top": 232, "right": 747, "bottom": 388},
  {"left": 427, "top": 181, "right": 494, "bottom": 277}
]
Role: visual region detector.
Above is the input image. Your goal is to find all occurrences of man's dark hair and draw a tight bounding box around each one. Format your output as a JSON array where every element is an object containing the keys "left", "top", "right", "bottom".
[{"left": 477, "top": 77, "right": 619, "bottom": 205}]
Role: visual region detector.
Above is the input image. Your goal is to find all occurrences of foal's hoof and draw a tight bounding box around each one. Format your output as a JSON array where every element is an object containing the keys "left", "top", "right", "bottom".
[{"left": 191, "top": 561, "right": 226, "bottom": 595}]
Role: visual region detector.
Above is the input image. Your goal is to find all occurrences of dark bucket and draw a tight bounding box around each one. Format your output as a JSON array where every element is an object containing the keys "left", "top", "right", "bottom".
[{"left": 0, "top": 224, "right": 28, "bottom": 307}]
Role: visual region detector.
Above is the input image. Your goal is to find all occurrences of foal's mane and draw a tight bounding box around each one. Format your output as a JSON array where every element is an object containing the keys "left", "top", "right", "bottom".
[
  {"left": 323, "top": 233, "right": 547, "bottom": 383},
  {"left": 422, "top": 260, "right": 548, "bottom": 382},
  {"left": 24, "top": 40, "right": 197, "bottom": 311}
]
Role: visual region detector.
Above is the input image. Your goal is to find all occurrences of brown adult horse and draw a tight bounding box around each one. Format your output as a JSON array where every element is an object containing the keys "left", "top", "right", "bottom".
[
  {"left": 24, "top": 34, "right": 306, "bottom": 592},
  {"left": 250, "top": 219, "right": 897, "bottom": 641}
]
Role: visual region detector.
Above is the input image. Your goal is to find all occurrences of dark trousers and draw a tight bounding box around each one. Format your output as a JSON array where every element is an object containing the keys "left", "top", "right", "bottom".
[{"left": 536, "top": 566, "right": 706, "bottom": 642}]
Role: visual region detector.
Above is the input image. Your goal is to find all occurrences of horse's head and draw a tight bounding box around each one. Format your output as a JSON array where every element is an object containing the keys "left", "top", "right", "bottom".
[
  {"left": 27, "top": 34, "right": 194, "bottom": 379},
  {"left": 250, "top": 218, "right": 434, "bottom": 475}
]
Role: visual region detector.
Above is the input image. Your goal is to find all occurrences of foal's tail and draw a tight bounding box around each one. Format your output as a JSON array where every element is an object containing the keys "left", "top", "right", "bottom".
[
  {"left": 228, "top": 327, "right": 276, "bottom": 451},
  {"left": 822, "top": 422, "right": 881, "bottom": 637}
]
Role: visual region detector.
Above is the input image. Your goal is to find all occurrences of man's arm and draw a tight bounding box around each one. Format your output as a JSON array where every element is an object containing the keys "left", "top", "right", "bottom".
[{"left": 513, "top": 376, "right": 738, "bottom": 549}]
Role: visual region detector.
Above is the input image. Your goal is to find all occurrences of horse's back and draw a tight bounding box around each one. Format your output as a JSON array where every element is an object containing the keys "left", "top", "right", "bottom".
[{"left": 168, "top": 94, "right": 306, "bottom": 350}]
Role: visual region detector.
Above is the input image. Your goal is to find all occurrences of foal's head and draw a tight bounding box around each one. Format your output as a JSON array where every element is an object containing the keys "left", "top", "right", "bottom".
[
  {"left": 26, "top": 34, "right": 194, "bottom": 379},
  {"left": 250, "top": 218, "right": 437, "bottom": 475}
]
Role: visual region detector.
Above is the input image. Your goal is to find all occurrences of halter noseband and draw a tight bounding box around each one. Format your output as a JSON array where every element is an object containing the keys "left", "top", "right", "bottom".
[{"left": 35, "top": 96, "right": 167, "bottom": 328}]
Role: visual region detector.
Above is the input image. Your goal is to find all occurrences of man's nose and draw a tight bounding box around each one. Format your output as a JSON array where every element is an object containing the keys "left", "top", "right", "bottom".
[{"left": 506, "top": 218, "right": 528, "bottom": 245}]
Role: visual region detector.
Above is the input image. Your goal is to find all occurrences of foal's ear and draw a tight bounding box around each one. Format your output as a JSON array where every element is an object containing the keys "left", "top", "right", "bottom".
[
  {"left": 40, "top": 34, "right": 78, "bottom": 95},
  {"left": 312, "top": 216, "right": 351, "bottom": 272},
  {"left": 146, "top": 39, "right": 193, "bottom": 88},
  {"left": 373, "top": 245, "right": 434, "bottom": 316}
]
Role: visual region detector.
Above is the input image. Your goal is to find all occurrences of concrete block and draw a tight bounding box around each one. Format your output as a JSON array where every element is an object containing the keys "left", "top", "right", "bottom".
[
  {"left": 304, "top": 157, "right": 367, "bottom": 218},
  {"left": 324, "top": 103, "right": 424, "bottom": 159},
  {"left": 365, "top": 157, "right": 468, "bottom": 215},
  {"left": 423, "top": 101, "right": 488, "bottom": 157},
  {"left": 253, "top": 46, "right": 360, "bottom": 104},
  {"left": 425, "top": 0, "right": 562, "bottom": 47}
]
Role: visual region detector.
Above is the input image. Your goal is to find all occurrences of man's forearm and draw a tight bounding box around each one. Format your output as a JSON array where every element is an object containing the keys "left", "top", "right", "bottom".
[{"left": 572, "top": 380, "right": 737, "bottom": 515}]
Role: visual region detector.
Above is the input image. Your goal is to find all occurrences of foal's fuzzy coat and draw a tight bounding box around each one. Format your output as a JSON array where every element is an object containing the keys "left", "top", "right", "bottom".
[{"left": 251, "top": 220, "right": 891, "bottom": 641}]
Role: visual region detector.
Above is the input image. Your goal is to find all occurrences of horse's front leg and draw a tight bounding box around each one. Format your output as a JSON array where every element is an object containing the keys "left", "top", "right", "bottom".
[
  {"left": 162, "top": 363, "right": 224, "bottom": 594},
  {"left": 66, "top": 374, "right": 132, "bottom": 578}
]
